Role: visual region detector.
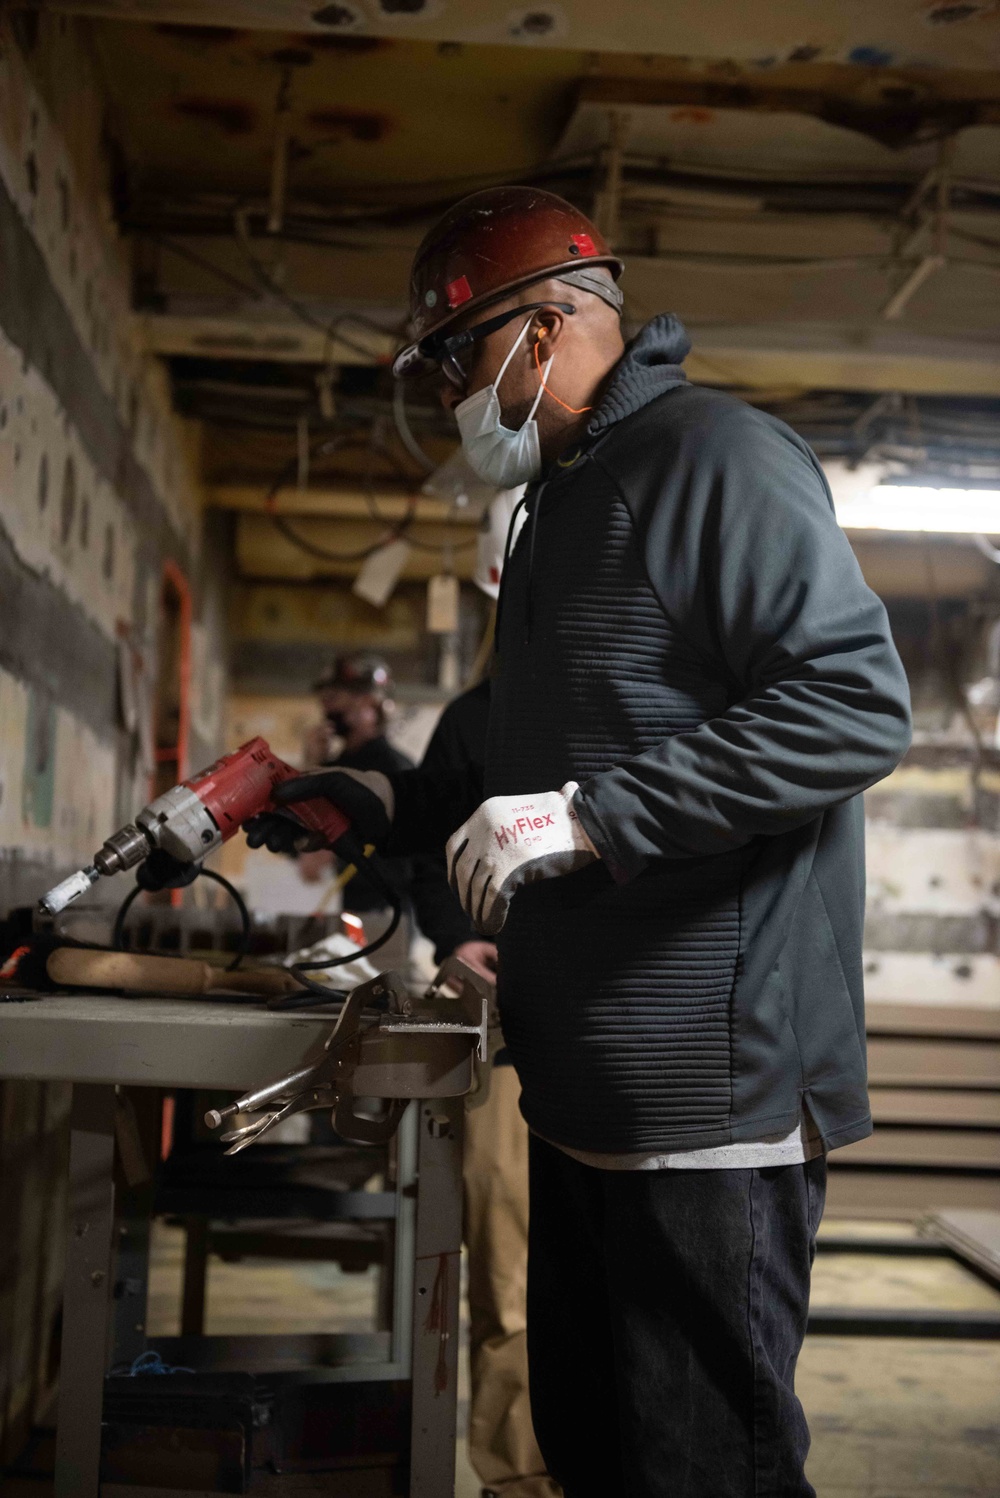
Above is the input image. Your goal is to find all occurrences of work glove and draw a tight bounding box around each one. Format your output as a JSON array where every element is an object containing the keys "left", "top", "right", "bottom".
[
  {"left": 243, "top": 768, "right": 394, "bottom": 856},
  {"left": 446, "top": 783, "right": 598, "bottom": 937}
]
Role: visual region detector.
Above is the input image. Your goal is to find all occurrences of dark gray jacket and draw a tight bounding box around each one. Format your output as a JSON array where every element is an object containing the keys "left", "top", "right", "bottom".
[
  {"left": 411, "top": 679, "right": 489, "bottom": 963},
  {"left": 394, "top": 316, "right": 912, "bottom": 1155}
]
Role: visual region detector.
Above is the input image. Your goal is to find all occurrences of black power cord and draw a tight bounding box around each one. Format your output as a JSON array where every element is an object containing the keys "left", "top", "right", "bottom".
[
  {"left": 110, "top": 842, "right": 403, "bottom": 1009},
  {"left": 112, "top": 867, "right": 252, "bottom": 972},
  {"left": 28, "top": 871, "right": 257, "bottom": 1005},
  {"left": 273, "top": 835, "right": 404, "bottom": 1008}
]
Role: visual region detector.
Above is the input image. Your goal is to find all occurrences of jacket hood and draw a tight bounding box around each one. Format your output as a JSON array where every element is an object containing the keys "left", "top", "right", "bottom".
[
  {"left": 510, "top": 315, "right": 691, "bottom": 645},
  {"left": 586, "top": 313, "right": 690, "bottom": 437}
]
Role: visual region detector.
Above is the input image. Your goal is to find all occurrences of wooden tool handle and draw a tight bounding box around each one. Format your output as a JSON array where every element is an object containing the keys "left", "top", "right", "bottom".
[
  {"left": 205, "top": 967, "right": 302, "bottom": 997},
  {"left": 46, "top": 947, "right": 299, "bottom": 997}
]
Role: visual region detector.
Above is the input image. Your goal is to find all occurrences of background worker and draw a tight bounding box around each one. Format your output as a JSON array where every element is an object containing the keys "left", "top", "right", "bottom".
[
  {"left": 407, "top": 487, "right": 524, "bottom": 987},
  {"left": 253, "top": 187, "right": 913, "bottom": 1498},
  {"left": 295, "top": 653, "right": 414, "bottom": 919},
  {"left": 408, "top": 489, "right": 555, "bottom": 1498}
]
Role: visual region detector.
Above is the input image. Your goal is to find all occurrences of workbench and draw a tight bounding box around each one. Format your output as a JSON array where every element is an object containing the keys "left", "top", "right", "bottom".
[{"left": 0, "top": 994, "right": 467, "bottom": 1497}]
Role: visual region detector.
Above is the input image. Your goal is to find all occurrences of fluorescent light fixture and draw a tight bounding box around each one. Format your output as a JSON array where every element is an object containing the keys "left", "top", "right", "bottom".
[{"left": 836, "top": 486, "right": 1000, "bottom": 535}]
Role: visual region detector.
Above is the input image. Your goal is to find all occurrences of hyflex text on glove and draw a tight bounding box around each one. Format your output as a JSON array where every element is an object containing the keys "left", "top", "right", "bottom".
[{"left": 446, "top": 783, "right": 598, "bottom": 936}]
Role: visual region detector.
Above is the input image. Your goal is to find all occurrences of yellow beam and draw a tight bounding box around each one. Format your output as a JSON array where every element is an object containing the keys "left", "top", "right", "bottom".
[
  {"left": 202, "top": 426, "right": 457, "bottom": 484},
  {"left": 236, "top": 513, "right": 477, "bottom": 581},
  {"left": 138, "top": 312, "right": 396, "bottom": 366},
  {"left": 210, "top": 485, "right": 479, "bottom": 523},
  {"left": 228, "top": 581, "right": 426, "bottom": 647}
]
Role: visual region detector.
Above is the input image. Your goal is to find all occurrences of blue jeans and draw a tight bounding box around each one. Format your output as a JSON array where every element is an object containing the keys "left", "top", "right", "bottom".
[{"left": 526, "top": 1137, "right": 826, "bottom": 1498}]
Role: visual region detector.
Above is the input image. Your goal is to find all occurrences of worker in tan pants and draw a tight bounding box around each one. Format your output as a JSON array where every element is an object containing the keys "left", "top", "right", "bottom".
[
  {"left": 408, "top": 670, "right": 560, "bottom": 1497},
  {"left": 399, "top": 498, "right": 558, "bottom": 1495},
  {"left": 464, "top": 1061, "right": 560, "bottom": 1498}
]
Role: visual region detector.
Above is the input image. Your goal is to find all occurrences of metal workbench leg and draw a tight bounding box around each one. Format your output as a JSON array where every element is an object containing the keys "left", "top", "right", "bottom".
[
  {"left": 111, "top": 1181, "right": 154, "bottom": 1368},
  {"left": 410, "top": 1096, "right": 464, "bottom": 1498},
  {"left": 55, "top": 1084, "right": 117, "bottom": 1498},
  {"left": 180, "top": 1217, "right": 209, "bottom": 1335},
  {"left": 111, "top": 1087, "right": 159, "bottom": 1369}
]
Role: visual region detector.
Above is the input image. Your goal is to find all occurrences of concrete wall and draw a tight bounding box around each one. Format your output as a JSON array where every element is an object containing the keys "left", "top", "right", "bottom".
[
  {"left": 0, "top": 10, "right": 229, "bottom": 913},
  {"left": 0, "top": 13, "right": 230, "bottom": 1458},
  {"left": 863, "top": 598, "right": 1000, "bottom": 1016}
]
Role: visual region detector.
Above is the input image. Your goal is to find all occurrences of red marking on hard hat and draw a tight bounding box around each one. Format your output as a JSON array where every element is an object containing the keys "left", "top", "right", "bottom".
[
  {"left": 490, "top": 565, "right": 500, "bottom": 583},
  {"left": 446, "top": 275, "right": 473, "bottom": 308},
  {"left": 570, "top": 233, "right": 596, "bottom": 256}
]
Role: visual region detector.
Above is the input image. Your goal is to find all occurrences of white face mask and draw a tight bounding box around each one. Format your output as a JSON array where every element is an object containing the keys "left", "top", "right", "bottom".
[{"left": 454, "top": 319, "right": 554, "bottom": 488}]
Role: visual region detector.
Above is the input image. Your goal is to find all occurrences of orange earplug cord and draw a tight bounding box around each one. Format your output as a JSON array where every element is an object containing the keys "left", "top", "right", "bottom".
[{"left": 534, "top": 332, "right": 592, "bottom": 415}]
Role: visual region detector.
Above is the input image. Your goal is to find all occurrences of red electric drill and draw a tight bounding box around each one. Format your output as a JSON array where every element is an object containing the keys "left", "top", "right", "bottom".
[{"left": 39, "top": 738, "right": 351, "bottom": 916}]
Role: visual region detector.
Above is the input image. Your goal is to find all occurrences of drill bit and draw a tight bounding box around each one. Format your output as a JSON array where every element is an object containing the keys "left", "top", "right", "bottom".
[{"left": 38, "top": 866, "right": 100, "bottom": 916}]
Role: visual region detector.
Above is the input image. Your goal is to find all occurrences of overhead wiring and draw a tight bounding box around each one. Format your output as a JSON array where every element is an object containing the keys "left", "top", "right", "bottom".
[
  {"left": 264, "top": 421, "right": 478, "bottom": 561},
  {"left": 272, "top": 509, "right": 403, "bottom": 563},
  {"left": 228, "top": 206, "right": 480, "bottom": 559},
  {"left": 263, "top": 428, "right": 418, "bottom": 561},
  {"left": 135, "top": 154, "right": 1000, "bottom": 237},
  {"left": 393, "top": 378, "right": 438, "bottom": 473},
  {"left": 233, "top": 206, "right": 394, "bottom": 363},
  {"left": 152, "top": 233, "right": 262, "bottom": 299},
  {"left": 358, "top": 434, "right": 478, "bottom": 554}
]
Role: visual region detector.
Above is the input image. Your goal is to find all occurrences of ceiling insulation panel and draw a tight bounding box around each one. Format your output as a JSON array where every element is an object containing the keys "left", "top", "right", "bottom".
[
  {"left": 85, "top": 23, "right": 580, "bottom": 199},
  {"left": 556, "top": 105, "right": 1000, "bottom": 183},
  {"left": 683, "top": 324, "right": 1000, "bottom": 395},
  {"left": 73, "top": 20, "right": 999, "bottom": 209},
  {"left": 23, "top": 6, "right": 994, "bottom": 399}
]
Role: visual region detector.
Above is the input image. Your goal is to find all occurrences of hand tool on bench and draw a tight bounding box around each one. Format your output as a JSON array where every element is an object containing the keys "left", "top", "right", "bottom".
[
  {"left": 205, "top": 956, "right": 491, "bottom": 1150},
  {"left": 46, "top": 947, "right": 301, "bottom": 999},
  {"left": 39, "top": 737, "right": 355, "bottom": 917},
  {"left": 37, "top": 737, "right": 401, "bottom": 993}
]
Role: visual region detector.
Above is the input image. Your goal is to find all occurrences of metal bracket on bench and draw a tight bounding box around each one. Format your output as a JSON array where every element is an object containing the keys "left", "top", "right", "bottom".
[{"left": 205, "top": 959, "right": 492, "bottom": 1152}]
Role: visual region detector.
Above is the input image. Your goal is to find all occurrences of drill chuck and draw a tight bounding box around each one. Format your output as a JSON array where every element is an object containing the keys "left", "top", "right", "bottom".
[{"left": 94, "top": 824, "right": 153, "bottom": 876}]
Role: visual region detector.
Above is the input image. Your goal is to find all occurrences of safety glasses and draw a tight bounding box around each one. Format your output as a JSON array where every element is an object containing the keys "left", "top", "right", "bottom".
[{"left": 420, "top": 301, "right": 577, "bottom": 392}]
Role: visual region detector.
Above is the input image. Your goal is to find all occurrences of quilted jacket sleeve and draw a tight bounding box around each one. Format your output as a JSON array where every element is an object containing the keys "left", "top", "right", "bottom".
[{"left": 575, "top": 406, "right": 912, "bottom": 880}]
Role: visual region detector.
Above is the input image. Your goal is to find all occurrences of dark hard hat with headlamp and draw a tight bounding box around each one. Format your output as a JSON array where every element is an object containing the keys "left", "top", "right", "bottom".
[
  {"left": 392, "top": 186, "right": 624, "bottom": 384},
  {"left": 313, "top": 654, "right": 393, "bottom": 697}
]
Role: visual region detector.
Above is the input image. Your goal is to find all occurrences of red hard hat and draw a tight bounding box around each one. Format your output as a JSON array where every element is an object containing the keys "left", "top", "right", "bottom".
[{"left": 393, "top": 186, "right": 623, "bottom": 378}]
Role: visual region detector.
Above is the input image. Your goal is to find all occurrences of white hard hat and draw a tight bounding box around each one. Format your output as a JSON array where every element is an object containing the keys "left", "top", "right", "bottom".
[{"left": 474, "top": 486, "right": 527, "bottom": 600}]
